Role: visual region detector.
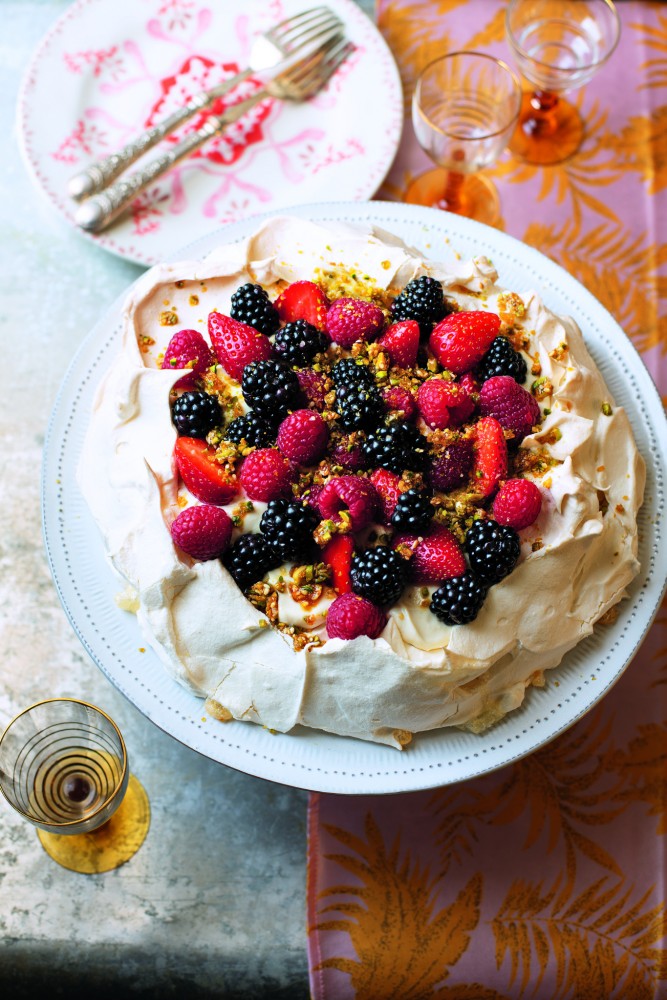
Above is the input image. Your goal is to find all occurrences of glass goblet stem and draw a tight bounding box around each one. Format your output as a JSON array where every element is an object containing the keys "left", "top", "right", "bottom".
[{"left": 440, "top": 170, "right": 466, "bottom": 213}]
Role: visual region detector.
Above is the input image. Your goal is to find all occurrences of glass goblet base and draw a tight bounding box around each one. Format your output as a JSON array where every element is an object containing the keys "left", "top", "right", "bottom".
[
  {"left": 404, "top": 168, "right": 501, "bottom": 227},
  {"left": 37, "top": 773, "right": 150, "bottom": 874},
  {"left": 509, "top": 90, "right": 584, "bottom": 165}
]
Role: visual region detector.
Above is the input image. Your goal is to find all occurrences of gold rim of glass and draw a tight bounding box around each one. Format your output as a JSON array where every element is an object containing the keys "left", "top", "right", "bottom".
[{"left": 505, "top": 0, "right": 621, "bottom": 75}]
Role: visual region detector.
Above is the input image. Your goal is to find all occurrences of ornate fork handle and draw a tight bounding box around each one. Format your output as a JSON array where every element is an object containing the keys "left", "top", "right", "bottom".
[
  {"left": 68, "top": 70, "right": 253, "bottom": 201},
  {"left": 74, "top": 91, "right": 268, "bottom": 234}
]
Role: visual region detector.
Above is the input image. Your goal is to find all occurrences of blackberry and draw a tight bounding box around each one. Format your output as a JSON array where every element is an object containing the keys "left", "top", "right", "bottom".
[
  {"left": 335, "top": 382, "right": 384, "bottom": 431},
  {"left": 477, "top": 337, "right": 527, "bottom": 384},
  {"left": 430, "top": 573, "right": 488, "bottom": 626},
  {"left": 391, "top": 275, "right": 447, "bottom": 336},
  {"left": 230, "top": 282, "right": 280, "bottom": 336},
  {"left": 350, "top": 546, "right": 408, "bottom": 607},
  {"left": 223, "top": 533, "right": 282, "bottom": 591},
  {"left": 242, "top": 359, "right": 300, "bottom": 421},
  {"left": 172, "top": 390, "right": 221, "bottom": 437},
  {"left": 331, "top": 358, "right": 374, "bottom": 386},
  {"left": 361, "top": 421, "right": 428, "bottom": 474},
  {"left": 465, "top": 519, "right": 521, "bottom": 584},
  {"left": 225, "top": 412, "right": 275, "bottom": 449},
  {"left": 259, "top": 498, "right": 320, "bottom": 562},
  {"left": 273, "top": 320, "right": 327, "bottom": 366},
  {"left": 391, "top": 488, "right": 433, "bottom": 533}
]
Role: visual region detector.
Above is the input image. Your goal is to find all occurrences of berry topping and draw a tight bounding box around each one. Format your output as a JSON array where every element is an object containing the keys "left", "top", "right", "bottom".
[
  {"left": 369, "top": 468, "right": 402, "bottom": 524},
  {"left": 377, "top": 319, "right": 420, "bottom": 368},
  {"left": 390, "top": 488, "right": 433, "bottom": 534},
  {"left": 477, "top": 336, "right": 527, "bottom": 384},
  {"left": 429, "top": 311, "right": 501, "bottom": 374},
  {"left": 230, "top": 282, "right": 280, "bottom": 336},
  {"left": 479, "top": 375, "right": 541, "bottom": 440},
  {"left": 493, "top": 478, "right": 543, "bottom": 530},
  {"left": 331, "top": 357, "right": 374, "bottom": 386},
  {"left": 316, "top": 475, "right": 378, "bottom": 532},
  {"left": 174, "top": 437, "right": 239, "bottom": 505},
  {"left": 277, "top": 409, "right": 329, "bottom": 465},
  {"left": 274, "top": 280, "right": 329, "bottom": 330},
  {"left": 223, "top": 533, "right": 282, "bottom": 592},
  {"left": 273, "top": 320, "right": 328, "bottom": 367},
  {"left": 170, "top": 504, "right": 233, "bottom": 561},
  {"left": 390, "top": 275, "right": 446, "bottom": 336},
  {"left": 381, "top": 385, "right": 417, "bottom": 421},
  {"left": 322, "top": 534, "right": 355, "bottom": 594},
  {"left": 335, "top": 381, "right": 384, "bottom": 431},
  {"left": 350, "top": 546, "right": 408, "bottom": 607},
  {"left": 362, "top": 421, "right": 428, "bottom": 474},
  {"left": 161, "top": 328, "right": 215, "bottom": 389},
  {"left": 208, "top": 312, "right": 272, "bottom": 382},
  {"left": 429, "top": 439, "right": 474, "bottom": 492},
  {"left": 259, "top": 498, "right": 319, "bottom": 562},
  {"left": 330, "top": 434, "right": 365, "bottom": 471},
  {"left": 325, "top": 298, "right": 385, "bottom": 348},
  {"left": 225, "top": 412, "right": 275, "bottom": 449},
  {"left": 326, "top": 592, "right": 387, "bottom": 641},
  {"left": 393, "top": 525, "right": 466, "bottom": 584},
  {"left": 172, "top": 390, "right": 222, "bottom": 438},
  {"left": 417, "top": 379, "right": 455, "bottom": 430},
  {"left": 241, "top": 359, "right": 301, "bottom": 421},
  {"left": 239, "top": 448, "right": 293, "bottom": 502},
  {"left": 430, "top": 573, "right": 488, "bottom": 626},
  {"left": 465, "top": 519, "right": 521, "bottom": 584},
  {"left": 296, "top": 367, "right": 328, "bottom": 411},
  {"left": 472, "top": 416, "right": 508, "bottom": 498}
]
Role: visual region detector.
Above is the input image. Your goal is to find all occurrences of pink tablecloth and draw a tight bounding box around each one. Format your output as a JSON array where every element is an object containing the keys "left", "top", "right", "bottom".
[{"left": 307, "top": 2, "right": 667, "bottom": 996}]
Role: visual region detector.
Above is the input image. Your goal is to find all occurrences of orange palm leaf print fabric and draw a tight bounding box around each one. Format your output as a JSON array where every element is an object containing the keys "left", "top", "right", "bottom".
[{"left": 307, "top": 2, "right": 667, "bottom": 997}]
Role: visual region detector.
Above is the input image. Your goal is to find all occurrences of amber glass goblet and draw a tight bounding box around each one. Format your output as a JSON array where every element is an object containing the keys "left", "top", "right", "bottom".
[
  {"left": 405, "top": 52, "right": 522, "bottom": 227},
  {"left": 505, "top": 0, "right": 620, "bottom": 165},
  {"left": 0, "top": 698, "right": 150, "bottom": 873}
]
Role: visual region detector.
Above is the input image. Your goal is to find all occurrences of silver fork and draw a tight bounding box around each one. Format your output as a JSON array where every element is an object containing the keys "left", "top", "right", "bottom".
[
  {"left": 67, "top": 6, "right": 343, "bottom": 201},
  {"left": 74, "top": 37, "right": 354, "bottom": 234}
]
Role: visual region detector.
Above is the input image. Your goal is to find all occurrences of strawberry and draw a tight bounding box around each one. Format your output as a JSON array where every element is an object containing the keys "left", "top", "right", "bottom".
[
  {"left": 174, "top": 438, "right": 239, "bottom": 505},
  {"left": 472, "top": 416, "right": 508, "bottom": 498},
  {"left": 208, "top": 312, "right": 272, "bottom": 382},
  {"left": 369, "top": 468, "right": 402, "bottom": 524},
  {"left": 322, "top": 534, "right": 355, "bottom": 594},
  {"left": 325, "top": 298, "right": 385, "bottom": 348},
  {"left": 429, "top": 311, "right": 500, "bottom": 374},
  {"left": 393, "top": 525, "right": 466, "bottom": 584},
  {"left": 377, "top": 320, "right": 420, "bottom": 368},
  {"left": 274, "top": 280, "right": 329, "bottom": 330}
]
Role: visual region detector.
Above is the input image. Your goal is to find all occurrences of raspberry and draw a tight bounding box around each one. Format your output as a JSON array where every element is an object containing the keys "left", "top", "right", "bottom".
[
  {"left": 393, "top": 525, "right": 466, "bottom": 584},
  {"left": 170, "top": 504, "right": 233, "bottom": 561},
  {"left": 477, "top": 336, "right": 527, "bottom": 384},
  {"left": 241, "top": 359, "right": 300, "bottom": 421},
  {"left": 230, "top": 282, "right": 280, "bottom": 336},
  {"left": 430, "top": 573, "right": 488, "bottom": 625},
  {"left": 326, "top": 592, "right": 387, "bottom": 641},
  {"left": 273, "top": 320, "right": 328, "bottom": 366},
  {"left": 162, "top": 328, "right": 215, "bottom": 390},
  {"left": 239, "top": 448, "right": 293, "bottom": 502},
  {"left": 296, "top": 368, "right": 328, "bottom": 411},
  {"left": 276, "top": 409, "right": 329, "bottom": 464},
  {"left": 390, "top": 488, "right": 433, "bottom": 533},
  {"left": 429, "top": 439, "right": 474, "bottom": 492},
  {"left": 381, "top": 385, "right": 417, "bottom": 421},
  {"left": 377, "top": 320, "right": 420, "bottom": 368},
  {"left": 472, "top": 416, "right": 508, "bottom": 498},
  {"left": 259, "top": 498, "right": 319, "bottom": 562},
  {"left": 325, "top": 298, "right": 385, "bottom": 348},
  {"left": 479, "top": 376, "right": 541, "bottom": 441},
  {"left": 465, "top": 519, "right": 521, "bottom": 584},
  {"left": 350, "top": 546, "right": 407, "bottom": 606},
  {"left": 223, "top": 533, "right": 282, "bottom": 591},
  {"left": 391, "top": 276, "right": 446, "bottom": 336},
  {"left": 369, "top": 468, "right": 402, "bottom": 524},
  {"left": 429, "top": 311, "right": 501, "bottom": 374},
  {"left": 493, "top": 478, "right": 543, "bottom": 530},
  {"left": 172, "top": 390, "right": 222, "bottom": 438},
  {"left": 316, "top": 475, "right": 378, "bottom": 532},
  {"left": 208, "top": 312, "right": 272, "bottom": 382},
  {"left": 274, "top": 280, "right": 329, "bottom": 330}
]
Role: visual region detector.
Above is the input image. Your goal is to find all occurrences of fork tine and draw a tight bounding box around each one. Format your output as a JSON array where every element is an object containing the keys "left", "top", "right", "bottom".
[
  {"left": 264, "top": 7, "right": 342, "bottom": 46},
  {"left": 277, "top": 36, "right": 355, "bottom": 98}
]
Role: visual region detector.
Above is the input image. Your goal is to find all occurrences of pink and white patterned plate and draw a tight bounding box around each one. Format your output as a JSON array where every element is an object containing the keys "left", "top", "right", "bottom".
[{"left": 17, "top": 0, "right": 402, "bottom": 266}]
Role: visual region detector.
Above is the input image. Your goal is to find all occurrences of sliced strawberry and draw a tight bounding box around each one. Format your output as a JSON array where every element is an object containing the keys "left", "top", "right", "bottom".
[
  {"left": 208, "top": 312, "right": 272, "bottom": 382},
  {"left": 377, "top": 320, "right": 420, "bottom": 368},
  {"left": 369, "top": 468, "right": 402, "bottom": 525},
  {"left": 472, "top": 416, "right": 508, "bottom": 498},
  {"left": 274, "top": 280, "right": 329, "bottom": 331},
  {"left": 174, "top": 437, "right": 239, "bottom": 505},
  {"left": 322, "top": 534, "right": 355, "bottom": 594},
  {"left": 429, "top": 311, "right": 500, "bottom": 374}
]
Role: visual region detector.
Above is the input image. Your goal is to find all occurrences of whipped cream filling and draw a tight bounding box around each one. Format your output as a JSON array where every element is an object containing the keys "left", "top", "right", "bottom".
[{"left": 77, "top": 218, "right": 645, "bottom": 748}]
